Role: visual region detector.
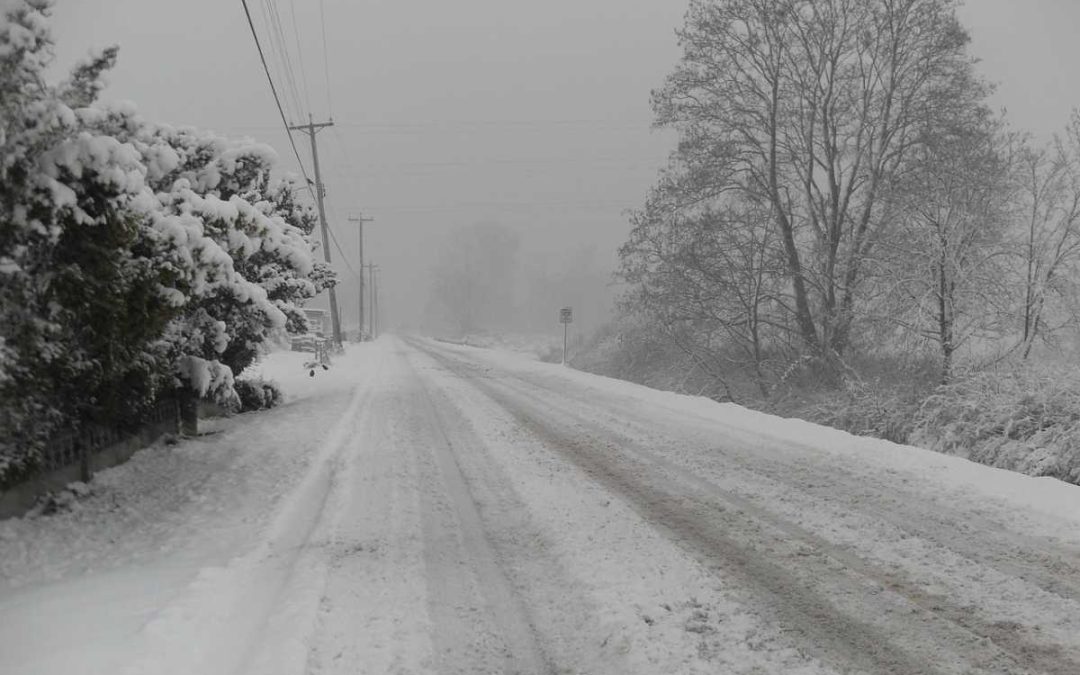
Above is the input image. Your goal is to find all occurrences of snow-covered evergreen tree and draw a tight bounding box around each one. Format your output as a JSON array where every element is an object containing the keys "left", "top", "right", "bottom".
[
  {"left": 0, "top": 1, "right": 181, "bottom": 482},
  {"left": 131, "top": 125, "right": 335, "bottom": 378},
  {"left": 0, "top": 0, "right": 332, "bottom": 484}
]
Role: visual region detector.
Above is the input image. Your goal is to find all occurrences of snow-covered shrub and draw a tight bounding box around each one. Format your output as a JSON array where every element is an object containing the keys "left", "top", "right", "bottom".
[
  {"left": 233, "top": 378, "right": 283, "bottom": 412},
  {"left": 912, "top": 366, "right": 1080, "bottom": 484},
  {"left": 29, "top": 481, "right": 92, "bottom": 517},
  {"left": 802, "top": 378, "right": 920, "bottom": 444},
  {"left": 129, "top": 124, "right": 335, "bottom": 381},
  {"left": 0, "top": 3, "right": 182, "bottom": 477},
  {"left": 0, "top": 1, "right": 332, "bottom": 486},
  {"left": 573, "top": 316, "right": 747, "bottom": 402}
]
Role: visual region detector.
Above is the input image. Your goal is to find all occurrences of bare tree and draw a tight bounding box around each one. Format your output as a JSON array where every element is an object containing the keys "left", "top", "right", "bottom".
[
  {"left": 649, "top": 0, "right": 985, "bottom": 357},
  {"left": 620, "top": 184, "right": 788, "bottom": 398},
  {"left": 883, "top": 113, "right": 1012, "bottom": 383},
  {"left": 1013, "top": 119, "right": 1080, "bottom": 359}
]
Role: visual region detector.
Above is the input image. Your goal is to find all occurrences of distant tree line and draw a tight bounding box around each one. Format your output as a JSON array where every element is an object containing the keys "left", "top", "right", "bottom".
[
  {"left": 424, "top": 223, "right": 612, "bottom": 340},
  {"left": 0, "top": 1, "right": 334, "bottom": 485}
]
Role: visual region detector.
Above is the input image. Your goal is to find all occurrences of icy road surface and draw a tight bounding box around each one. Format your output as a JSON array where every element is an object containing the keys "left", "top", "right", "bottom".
[{"left": 3, "top": 336, "right": 1080, "bottom": 674}]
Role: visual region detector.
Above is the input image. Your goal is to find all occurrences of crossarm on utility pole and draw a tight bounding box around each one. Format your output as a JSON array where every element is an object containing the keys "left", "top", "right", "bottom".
[
  {"left": 349, "top": 214, "right": 374, "bottom": 340},
  {"left": 289, "top": 115, "right": 343, "bottom": 346}
]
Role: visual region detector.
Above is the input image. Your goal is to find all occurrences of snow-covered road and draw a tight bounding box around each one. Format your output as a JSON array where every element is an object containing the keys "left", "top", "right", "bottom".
[{"left": 3, "top": 336, "right": 1080, "bottom": 674}]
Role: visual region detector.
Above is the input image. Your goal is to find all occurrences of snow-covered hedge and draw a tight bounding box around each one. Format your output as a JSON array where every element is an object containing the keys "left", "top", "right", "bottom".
[
  {"left": 911, "top": 367, "right": 1080, "bottom": 484},
  {"left": 0, "top": 1, "right": 333, "bottom": 485},
  {"left": 802, "top": 379, "right": 920, "bottom": 445}
]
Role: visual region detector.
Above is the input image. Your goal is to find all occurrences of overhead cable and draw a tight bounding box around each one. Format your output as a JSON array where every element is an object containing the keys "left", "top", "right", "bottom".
[
  {"left": 240, "top": 0, "right": 316, "bottom": 202},
  {"left": 264, "top": 0, "right": 306, "bottom": 119},
  {"left": 286, "top": 0, "right": 314, "bottom": 115},
  {"left": 319, "top": 0, "right": 333, "bottom": 116}
]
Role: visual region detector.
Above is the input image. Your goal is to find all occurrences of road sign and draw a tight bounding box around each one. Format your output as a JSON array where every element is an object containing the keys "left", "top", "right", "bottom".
[{"left": 560, "top": 307, "right": 573, "bottom": 366}]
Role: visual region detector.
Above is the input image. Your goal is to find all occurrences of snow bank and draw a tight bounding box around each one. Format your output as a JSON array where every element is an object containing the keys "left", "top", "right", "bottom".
[{"left": 438, "top": 331, "right": 562, "bottom": 361}]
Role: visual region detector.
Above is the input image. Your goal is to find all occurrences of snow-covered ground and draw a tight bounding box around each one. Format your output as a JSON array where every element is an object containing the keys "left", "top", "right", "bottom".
[
  {"left": 0, "top": 345, "right": 378, "bottom": 675},
  {"left": 2, "top": 336, "right": 1079, "bottom": 674},
  {"left": 436, "top": 331, "right": 562, "bottom": 361}
]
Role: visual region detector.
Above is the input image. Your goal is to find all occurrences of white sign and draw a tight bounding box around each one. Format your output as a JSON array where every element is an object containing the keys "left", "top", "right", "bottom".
[{"left": 560, "top": 307, "right": 573, "bottom": 324}]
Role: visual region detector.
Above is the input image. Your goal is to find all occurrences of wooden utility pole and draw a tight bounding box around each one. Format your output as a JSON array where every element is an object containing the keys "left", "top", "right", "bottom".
[
  {"left": 349, "top": 214, "right": 374, "bottom": 340},
  {"left": 289, "top": 115, "right": 342, "bottom": 346}
]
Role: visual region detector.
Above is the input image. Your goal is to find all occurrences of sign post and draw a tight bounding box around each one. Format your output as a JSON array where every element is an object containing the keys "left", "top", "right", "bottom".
[{"left": 559, "top": 307, "right": 573, "bottom": 365}]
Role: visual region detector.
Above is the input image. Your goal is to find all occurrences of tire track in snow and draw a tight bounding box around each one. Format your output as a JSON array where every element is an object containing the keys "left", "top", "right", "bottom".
[
  {"left": 523, "top": 371, "right": 1080, "bottom": 604},
  {"left": 477, "top": 361, "right": 1080, "bottom": 646},
  {"left": 450, "top": 346, "right": 1080, "bottom": 667},
  {"left": 415, "top": 339, "right": 1080, "bottom": 675},
  {"left": 307, "top": 341, "right": 620, "bottom": 674},
  {"left": 491, "top": 354, "right": 1080, "bottom": 588},
  {"left": 303, "top": 347, "right": 436, "bottom": 675},
  {"left": 491, "top": 371, "right": 1080, "bottom": 675},
  {"left": 406, "top": 343, "right": 836, "bottom": 674},
  {"left": 120, "top": 370, "right": 379, "bottom": 675},
  {"left": 463, "top": 379, "right": 944, "bottom": 674},
  {"left": 411, "top": 357, "right": 555, "bottom": 675}
]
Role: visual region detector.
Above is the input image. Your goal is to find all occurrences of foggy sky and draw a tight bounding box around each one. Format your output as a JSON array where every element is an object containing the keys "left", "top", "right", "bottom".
[{"left": 48, "top": 0, "right": 1080, "bottom": 332}]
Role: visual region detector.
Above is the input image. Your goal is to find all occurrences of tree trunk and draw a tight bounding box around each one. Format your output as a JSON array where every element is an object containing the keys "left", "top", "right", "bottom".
[
  {"left": 767, "top": 73, "right": 818, "bottom": 353},
  {"left": 937, "top": 256, "right": 954, "bottom": 385}
]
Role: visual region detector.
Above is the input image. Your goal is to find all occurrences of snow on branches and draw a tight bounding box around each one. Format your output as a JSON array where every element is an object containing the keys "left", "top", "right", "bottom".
[{"left": 0, "top": 0, "right": 333, "bottom": 480}]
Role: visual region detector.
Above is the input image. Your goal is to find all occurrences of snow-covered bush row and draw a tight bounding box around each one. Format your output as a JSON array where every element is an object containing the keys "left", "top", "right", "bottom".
[
  {"left": 790, "top": 364, "right": 1080, "bottom": 485},
  {"left": 0, "top": 1, "right": 334, "bottom": 486},
  {"left": 911, "top": 367, "right": 1080, "bottom": 484},
  {"left": 574, "top": 318, "right": 1080, "bottom": 485},
  {"left": 801, "top": 379, "right": 920, "bottom": 445}
]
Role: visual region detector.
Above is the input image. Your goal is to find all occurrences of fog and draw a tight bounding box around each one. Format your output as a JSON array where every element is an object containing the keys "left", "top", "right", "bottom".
[{"left": 48, "top": 0, "right": 1080, "bottom": 337}]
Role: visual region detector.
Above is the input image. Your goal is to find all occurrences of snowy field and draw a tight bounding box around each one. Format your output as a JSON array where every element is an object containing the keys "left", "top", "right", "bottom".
[{"left": 1, "top": 336, "right": 1079, "bottom": 674}]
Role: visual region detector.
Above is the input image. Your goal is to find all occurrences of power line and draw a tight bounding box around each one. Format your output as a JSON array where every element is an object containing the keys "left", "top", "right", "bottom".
[
  {"left": 338, "top": 157, "right": 663, "bottom": 169},
  {"left": 240, "top": 0, "right": 315, "bottom": 202},
  {"left": 319, "top": 0, "right": 333, "bottom": 116},
  {"left": 359, "top": 200, "right": 637, "bottom": 214},
  {"left": 328, "top": 125, "right": 365, "bottom": 212},
  {"left": 265, "top": 0, "right": 306, "bottom": 119},
  {"left": 244, "top": 0, "right": 361, "bottom": 341},
  {"left": 327, "top": 225, "right": 358, "bottom": 277},
  {"left": 215, "top": 119, "right": 654, "bottom": 133},
  {"left": 331, "top": 119, "right": 649, "bottom": 130},
  {"left": 288, "top": 0, "right": 314, "bottom": 116},
  {"left": 256, "top": 0, "right": 299, "bottom": 121},
  {"left": 264, "top": 0, "right": 294, "bottom": 111},
  {"left": 324, "top": 200, "right": 359, "bottom": 277}
]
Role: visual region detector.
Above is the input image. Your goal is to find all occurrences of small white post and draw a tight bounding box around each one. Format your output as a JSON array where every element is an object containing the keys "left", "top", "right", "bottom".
[{"left": 559, "top": 306, "right": 572, "bottom": 366}]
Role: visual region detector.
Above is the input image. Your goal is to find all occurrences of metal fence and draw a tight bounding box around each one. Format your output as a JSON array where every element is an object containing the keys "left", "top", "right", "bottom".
[
  {"left": 36, "top": 398, "right": 179, "bottom": 479},
  {"left": 1, "top": 398, "right": 181, "bottom": 518}
]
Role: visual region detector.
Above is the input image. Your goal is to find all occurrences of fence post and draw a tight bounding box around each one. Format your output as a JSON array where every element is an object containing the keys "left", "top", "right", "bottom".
[
  {"left": 171, "top": 397, "right": 181, "bottom": 435},
  {"left": 78, "top": 435, "right": 92, "bottom": 483},
  {"left": 178, "top": 389, "right": 199, "bottom": 436}
]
